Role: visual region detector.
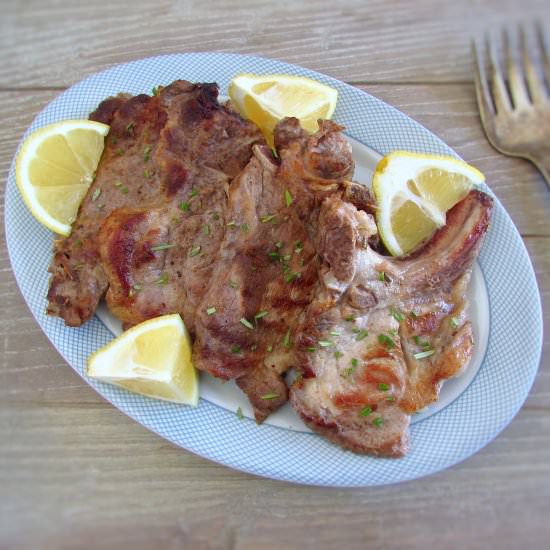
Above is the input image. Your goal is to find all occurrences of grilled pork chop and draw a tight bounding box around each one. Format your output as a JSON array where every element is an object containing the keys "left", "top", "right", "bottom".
[
  {"left": 290, "top": 190, "right": 493, "bottom": 457},
  {"left": 47, "top": 80, "right": 263, "bottom": 328},
  {"left": 192, "top": 118, "right": 370, "bottom": 421}
]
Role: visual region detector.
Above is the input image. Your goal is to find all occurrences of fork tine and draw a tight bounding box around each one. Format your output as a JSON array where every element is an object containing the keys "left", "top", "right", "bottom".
[
  {"left": 504, "top": 27, "right": 530, "bottom": 109},
  {"left": 472, "top": 38, "right": 495, "bottom": 119},
  {"left": 487, "top": 32, "right": 512, "bottom": 113},
  {"left": 521, "top": 24, "right": 548, "bottom": 105},
  {"left": 535, "top": 22, "right": 550, "bottom": 93}
]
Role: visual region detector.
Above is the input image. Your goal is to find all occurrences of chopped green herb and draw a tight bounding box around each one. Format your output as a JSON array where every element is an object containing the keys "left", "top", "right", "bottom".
[
  {"left": 294, "top": 240, "right": 304, "bottom": 253},
  {"left": 283, "top": 329, "right": 292, "bottom": 348},
  {"left": 390, "top": 307, "right": 405, "bottom": 322},
  {"left": 236, "top": 406, "right": 244, "bottom": 420},
  {"left": 282, "top": 254, "right": 291, "bottom": 262},
  {"left": 334, "top": 351, "right": 344, "bottom": 359},
  {"left": 330, "top": 330, "right": 342, "bottom": 337},
  {"left": 227, "top": 220, "right": 236, "bottom": 228},
  {"left": 414, "top": 350, "right": 435, "bottom": 360},
  {"left": 251, "top": 266, "right": 257, "bottom": 272},
  {"left": 345, "top": 315, "right": 356, "bottom": 322},
  {"left": 114, "top": 180, "right": 123, "bottom": 187},
  {"left": 386, "top": 395, "right": 396, "bottom": 402},
  {"left": 283, "top": 215, "right": 290, "bottom": 222},
  {"left": 373, "top": 417, "right": 384, "bottom": 428},
  {"left": 260, "top": 392, "right": 279, "bottom": 400},
  {"left": 378, "top": 383, "right": 390, "bottom": 391},
  {"left": 250, "top": 344, "right": 258, "bottom": 351},
  {"left": 91, "top": 188, "right": 101, "bottom": 202},
  {"left": 203, "top": 224, "right": 210, "bottom": 236},
  {"left": 75, "top": 239, "right": 83, "bottom": 248},
  {"left": 156, "top": 273, "right": 168, "bottom": 285},
  {"left": 143, "top": 169, "right": 153, "bottom": 178},
  {"left": 143, "top": 145, "right": 152, "bottom": 162},
  {"left": 410, "top": 310, "right": 418, "bottom": 319},
  {"left": 306, "top": 347, "right": 317, "bottom": 353},
  {"left": 341, "top": 366, "right": 356, "bottom": 378},
  {"left": 268, "top": 251, "right": 281, "bottom": 260},
  {"left": 285, "top": 272, "right": 301, "bottom": 283},
  {"left": 125, "top": 122, "right": 134, "bottom": 133},
  {"left": 206, "top": 307, "right": 216, "bottom": 316},
  {"left": 211, "top": 212, "right": 220, "bottom": 220},
  {"left": 378, "top": 271, "right": 385, "bottom": 282},
  {"left": 132, "top": 283, "right": 143, "bottom": 291},
  {"left": 355, "top": 330, "right": 369, "bottom": 341},
  {"left": 254, "top": 310, "right": 268, "bottom": 320},
  {"left": 359, "top": 406, "right": 372, "bottom": 417},
  {"left": 260, "top": 214, "right": 276, "bottom": 223},
  {"left": 152, "top": 86, "right": 161, "bottom": 96},
  {"left": 284, "top": 189, "right": 293, "bottom": 207},
  {"left": 319, "top": 340, "right": 334, "bottom": 348},
  {"left": 450, "top": 316, "right": 460, "bottom": 328},
  {"left": 151, "top": 243, "right": 175, "bottom": 251},
  {"left": 241, "top": 223, "right": 249, "bottom": 232},
  {"left": 275, "top": 241, "right": 283, "bottom": 249},
  {"left": 228, "top": 281, "right": 238, "bottom": 289},
  {"left": 413, "top": 335, "right": 421, "bottom": 345},
  {"left": 378, "top": 333, "right": 395, "bottom": 349},
  {"left": 231, "top": 345, "right": 241, "bottom": 354},
  {"left": 120, "top": 185, "right": 129, "bottom": 194},
  {"left": 351, "top": 358, "right": 359, "bottom": 367},
  {"left": 189, "top": 245, "right": 201, "bottom": 257},
  {"left": 96, "top": 203, "right": 105, "bottom": 210},
  {"left": 116, "top": 148, "right": 124, "bottom": 156},
  {"left": 267, "top": 345, "right": 273, "bottom": 353},
  {"left": 240, "top": 318, "right": 254, "bottom": 330},
  {"left": 180, "top": 201, "right": 191, "bottom": 212},
  {"left": 189, "top": 188, "right": 199, "bottom": 198}
]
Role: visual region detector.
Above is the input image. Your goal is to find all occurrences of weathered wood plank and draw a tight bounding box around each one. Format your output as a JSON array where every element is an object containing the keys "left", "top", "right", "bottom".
[{"left": 1, "top": 0, "right": 549, "bottom": 88}]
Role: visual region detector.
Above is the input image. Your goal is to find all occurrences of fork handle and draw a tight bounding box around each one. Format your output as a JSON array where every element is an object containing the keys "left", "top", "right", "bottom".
[{"left": 530, "top": 153, "right": 550, "bottom": 189}]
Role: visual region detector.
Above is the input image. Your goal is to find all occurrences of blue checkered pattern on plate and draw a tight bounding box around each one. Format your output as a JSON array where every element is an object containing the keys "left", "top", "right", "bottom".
[{"left": 4, "top": 53, "right": 543, "bottom": 486}]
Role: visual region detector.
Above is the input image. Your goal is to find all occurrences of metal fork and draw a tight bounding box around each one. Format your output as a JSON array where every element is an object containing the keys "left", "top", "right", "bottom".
[{"left": 473, "top": 24, "right": 550, "bottom": 188}]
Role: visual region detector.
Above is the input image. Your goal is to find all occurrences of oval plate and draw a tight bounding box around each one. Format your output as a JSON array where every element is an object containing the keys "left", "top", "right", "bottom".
[{"left": 4, "top": 53, "right": 543, "bottom": 486}]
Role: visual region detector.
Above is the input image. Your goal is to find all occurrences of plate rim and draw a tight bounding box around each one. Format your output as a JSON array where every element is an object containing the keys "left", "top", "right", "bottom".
[{"left": 4, "top": 52, "right": 543, "bottom": 487}]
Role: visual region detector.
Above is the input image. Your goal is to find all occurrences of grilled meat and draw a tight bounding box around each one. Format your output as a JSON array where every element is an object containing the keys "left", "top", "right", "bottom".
[
  {"left": 192, "top": 118, "right": 366, "bottom": 421},
  {"left": 290, "top": 190, "right": 493, "bottom": 457},
  {"left": 47, "top": 80, "right": 264, "bottom": 328}
]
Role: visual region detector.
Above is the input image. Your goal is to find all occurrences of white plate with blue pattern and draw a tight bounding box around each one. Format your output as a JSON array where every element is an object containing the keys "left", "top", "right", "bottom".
[{"left": 5, "top": 53, "right": 543, "bottom": 486}]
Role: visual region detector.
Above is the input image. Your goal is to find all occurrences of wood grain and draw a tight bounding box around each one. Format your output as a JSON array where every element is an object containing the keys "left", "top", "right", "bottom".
[
  {"left": 1, "top": 2, "right": 549, "bottom": 547},
  {"left": 1, "top": 0, "right": 549, "bottom": 88}
]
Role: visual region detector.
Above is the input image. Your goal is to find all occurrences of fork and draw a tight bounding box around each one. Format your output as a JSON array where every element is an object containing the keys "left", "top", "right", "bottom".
[{"left": 473, "top": 24, "right": 550, "bottom": 188}]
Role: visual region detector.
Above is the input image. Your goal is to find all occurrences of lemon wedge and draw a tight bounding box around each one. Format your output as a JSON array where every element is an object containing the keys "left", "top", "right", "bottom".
[
  {"left": 372, "top": 151, "right": 485, "bottom": 256},
  {"left": 229, "top": 73, "right": 338, "bottom": 146},
  {"left": 87, "top": 314, "right": 198, "bottom": 406},
  {"left": 16, "top": 119, "right": 110, "bottom": 236}
]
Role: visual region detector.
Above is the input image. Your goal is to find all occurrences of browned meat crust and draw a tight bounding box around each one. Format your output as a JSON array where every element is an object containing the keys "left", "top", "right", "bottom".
[
  {"left": 47, "top": 81, "right": 264, "bottom": 327},
  {"left": 192, "top": 119, "right": 359, "bottom": 422}
]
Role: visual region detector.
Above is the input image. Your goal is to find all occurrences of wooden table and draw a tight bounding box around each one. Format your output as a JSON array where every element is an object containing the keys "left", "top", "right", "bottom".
[{"left": 1, "top": 1, "right": 549, "bottom": 548}]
